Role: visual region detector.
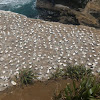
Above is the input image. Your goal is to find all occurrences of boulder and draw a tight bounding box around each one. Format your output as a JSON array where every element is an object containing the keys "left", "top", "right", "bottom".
[
  {"left": 77, "top": 1, "right": 100, "bottom": 28},
  {"left": 36, "top": 0, "right": 100, "bottom": 28}
]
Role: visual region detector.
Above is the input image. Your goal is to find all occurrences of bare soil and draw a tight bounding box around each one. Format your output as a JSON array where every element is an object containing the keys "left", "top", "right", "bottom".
[{"left": 0, "top": 79, "right": 72, "bottom": 100}]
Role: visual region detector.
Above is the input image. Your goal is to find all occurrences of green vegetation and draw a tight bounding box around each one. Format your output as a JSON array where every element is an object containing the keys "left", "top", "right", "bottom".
[
  {"left": 52, "top": 65, "right": 100, "bottom": 100},
  {"left": 18, "top": 68, "right": 36, "bottom": 85},
  {"left": 63, "top": 65, "right": 92, "bottom": 80},
  {"left": 51, "top": 65, "right": 92, "bottom": 80},
  {"left": 15, "top": 65, "right": 100, "bottom": 100},
  {"left": 53, "top": 76, "right": 100, "bottom": 100},
  {"left": 50, "top": 68, "right": 64, "bottom": 80}
]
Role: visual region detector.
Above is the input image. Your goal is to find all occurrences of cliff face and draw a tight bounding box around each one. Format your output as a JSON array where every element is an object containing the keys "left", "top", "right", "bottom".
[
  {"left": 36, "top": 0, "right": 100, "bottom": 28},
  {"left": 0, "top": 10, "right": 100, "bottom": 91},
  {"left": 78, "top": 1, "right": 100, "bottom": 28}
]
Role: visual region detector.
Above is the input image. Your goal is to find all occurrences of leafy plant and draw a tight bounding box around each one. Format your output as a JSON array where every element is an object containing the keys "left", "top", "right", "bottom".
[
  {"left": 50, "top": 68, "right": 64, "bottom": 80},
  {"left": 63, "top": 65, "right": 92, "bottom": 80},
  {"left": 53, "top": 77, "right": 100, "bottom": 100},
  {"left": 50, "top": 65, "right": 92, "bottom": 80},
  {"left": 19, "top": 68, "right": 36, "bottom": 85}
]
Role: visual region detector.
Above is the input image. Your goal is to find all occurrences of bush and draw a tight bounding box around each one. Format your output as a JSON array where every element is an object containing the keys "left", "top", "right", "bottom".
[
  {"left": 63, "top": 65, "right": 92, "bottom": 80},
  {"left": 19, "top": 68, "right": 35, "bottom": 85},
  {"left": 50, "top": 65, "right": 92, "bottom": 80},
  {"left": 53, "top": 77, "right": 100, "bottom": 100},
  {"left": 50, "top": 68, "right": 64, "bottom": 80}
]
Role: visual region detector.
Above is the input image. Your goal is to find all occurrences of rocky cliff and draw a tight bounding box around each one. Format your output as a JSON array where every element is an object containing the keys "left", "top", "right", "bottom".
[
  {"left": 36, "top": 0, "right": 100, "bottom": 28},
  {"left": 0, "top": 10, "right": 100, "bottom": 91}
]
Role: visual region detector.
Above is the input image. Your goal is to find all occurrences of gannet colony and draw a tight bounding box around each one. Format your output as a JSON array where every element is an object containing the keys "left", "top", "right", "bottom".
[{"left": 0, "top": 10, "right": 100, "bottom": 91}]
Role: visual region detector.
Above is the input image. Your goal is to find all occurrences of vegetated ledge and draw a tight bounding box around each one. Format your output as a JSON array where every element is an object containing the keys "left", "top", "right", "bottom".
[
  {"left": 36, "top": 0, "right": 100, "bottom": 28},
  {"left": 0, "top": 10, "right": 100, "bottom": 91}
]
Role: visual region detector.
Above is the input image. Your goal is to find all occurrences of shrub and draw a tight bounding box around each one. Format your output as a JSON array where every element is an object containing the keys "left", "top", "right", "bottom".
[
  {"left": 63, "top": 65, "right": 92, "bottom": 80},
  {"left": 53, "top": 76, "right": 100, "bottom": 100},
  {"left": 50, "top": 68, "right": 64, "bottom": 80},
  {"left": 50, "top": 65, "right": 92, "bottom": 80},
  {"left": 19, "top": 68, "right": 35, "bottom": 85}
]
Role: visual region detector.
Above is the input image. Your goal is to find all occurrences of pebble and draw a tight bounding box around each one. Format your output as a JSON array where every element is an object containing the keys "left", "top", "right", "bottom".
[{"left": 11, "top": 81, "right": 17, "bottom": 86}]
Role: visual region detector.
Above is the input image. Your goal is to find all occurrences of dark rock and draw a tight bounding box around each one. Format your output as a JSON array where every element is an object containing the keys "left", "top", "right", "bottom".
[
  {"left": 36, "top": 0, "right": 100, "bottom": 28},
  {"left": 77, "top": 1, "right": 100, "bottom": 28}
]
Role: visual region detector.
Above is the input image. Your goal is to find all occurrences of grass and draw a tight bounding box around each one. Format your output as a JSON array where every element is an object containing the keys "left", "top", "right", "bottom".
[
  {"left": 18, "top": 68, "right": 36, "bottom": 85},
  {"left": 52, "top": 65, "right": 100, "bottom": 100},
  {"left": 51, "top": 65, "right": 92, "bottom": 80},
  {"left": 14, "top": 65, "right": 99, "bottom": 100},
  {"left": 50, "top": 68, "right": 64, "bottom": 80},
  {"left": 53, "top": 76, "right": 100, "bottom": 100},
  {"left": 63, "top": 65, "right": 92, "bottom": 80}
]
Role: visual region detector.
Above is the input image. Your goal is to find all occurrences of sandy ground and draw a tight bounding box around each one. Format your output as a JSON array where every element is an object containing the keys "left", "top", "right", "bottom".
[
  {"left": 0, "top": 10, "right": 100, "bottom": 91},
  {"left": 0, "top": 79, "right": 72, "bottom": 100}
]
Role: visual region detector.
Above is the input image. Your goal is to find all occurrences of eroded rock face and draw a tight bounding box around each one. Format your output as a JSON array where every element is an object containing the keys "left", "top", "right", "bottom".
[
  {"left": 77, "top": 1, "right": 100, "bottom": 28},
  {"left": 36, "top": 0, "right": 100, "bottom": 28},
  {"left": 0, "top": 11, "right": 100, "bottom": 91}
]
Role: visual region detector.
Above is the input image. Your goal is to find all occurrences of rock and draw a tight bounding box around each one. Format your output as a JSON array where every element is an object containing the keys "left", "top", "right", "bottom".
[
  {"left": 36, "top": 0, "right": 80, "bottom": 25},
  {"left": 11, "top": 81, "right": 17, "bottom": 86},
  {"left": 77, "top": 1, "right": 100, "bottom": 28},
  {"left": 59, "top": 15, "right": 78, "bottom": 24},
  {"left": 36, "top": 0, "right": 100, "bottom": 28}
]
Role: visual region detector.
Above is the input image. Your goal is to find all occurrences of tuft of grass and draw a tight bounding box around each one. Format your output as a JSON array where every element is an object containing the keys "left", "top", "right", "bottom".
[
  {"left": 52, "top": 65, "right": 100, "bottom": 100},
  {"left": 18, "top": 68, "right": 36, "bottom": 85},
  {"left": 50, "top": 68, "right": 64, "bottom": 80},
  {"left": 51, "top": 65, "right": 92, "bottom": 80},
  {"left": 53, "top": 76, "right": 100, "bottom": 100},
  {"left": 63, "top": 65, "right": 92, "bottom": 80}
]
